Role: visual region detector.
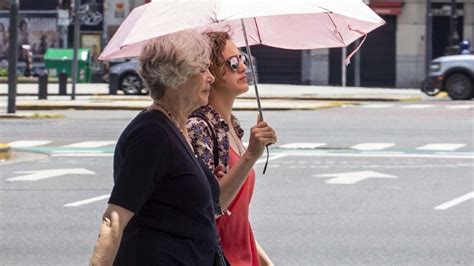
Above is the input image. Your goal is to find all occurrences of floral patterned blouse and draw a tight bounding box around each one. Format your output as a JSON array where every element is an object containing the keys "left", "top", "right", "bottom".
[{"left": 187, "top": 105, "right": 244, "bottom": 175}]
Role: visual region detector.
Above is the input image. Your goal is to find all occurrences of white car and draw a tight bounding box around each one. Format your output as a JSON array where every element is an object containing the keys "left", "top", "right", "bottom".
[{"left": 421, "top": 54, "right": 474, "bottom": 100}]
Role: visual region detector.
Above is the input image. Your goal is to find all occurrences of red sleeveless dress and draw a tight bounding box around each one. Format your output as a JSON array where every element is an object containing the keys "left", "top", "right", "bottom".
[{"left": 217, "top": 147, "right": 260, "bottom": 266}]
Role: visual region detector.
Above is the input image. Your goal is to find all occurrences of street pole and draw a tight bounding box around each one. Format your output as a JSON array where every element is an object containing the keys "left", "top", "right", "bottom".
[
  {"left": 71, "top": 0, "right": 80, "bottom": 100},
  {"left": 341, "top": 46, "right": 347, "bottom": 87},
  {"left": 446, "top": 0, "right": 460, "bottom": 55},
  {"left": 354, "top": 39, "right": 361, "bottom": 87},
  {"left": 425, "top": 0, "right": 433, "bottom": 76},
  {"left": 7, "top": 0, "right": 19, "bottom": 114}
]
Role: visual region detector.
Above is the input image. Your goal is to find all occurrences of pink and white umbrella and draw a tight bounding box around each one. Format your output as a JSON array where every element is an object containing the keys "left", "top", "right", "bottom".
[
  {"left": 99, "top": 0, "right": 384, "bottom": 115},
  {"left": 99, "top": 0, "right": 384, "bottom": 60}
]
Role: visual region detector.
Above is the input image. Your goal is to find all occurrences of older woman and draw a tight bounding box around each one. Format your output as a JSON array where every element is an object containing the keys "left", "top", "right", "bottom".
[
  {"left": 90, "top": 30, "right": 223, "bottom": 265},
  {"left": 187, "top": 31, "right": 277, "bottom": 266}
]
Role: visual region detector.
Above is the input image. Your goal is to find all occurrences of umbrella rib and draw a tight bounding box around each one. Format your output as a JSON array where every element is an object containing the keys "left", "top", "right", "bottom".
[
  {"left": 253, "top": 17, "right": 263, "bottom": 44},
  {"left": 326, "top": 12, "right": 346, "bottom": 45}
]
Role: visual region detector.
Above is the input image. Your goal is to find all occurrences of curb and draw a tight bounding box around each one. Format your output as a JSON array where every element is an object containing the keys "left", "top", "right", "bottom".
[
  {"left": 435, "top": 91, "right": 449, "bottom": 98},
  {"left": 13, "top": 100, "right": 354, "bottom": 111},
  {"left": 0, "top": 113, "right": 64, "bottom": 119},
  {"left": 0, "top": 143, "right": 11, "bottom": 160},
  {"left": 89, "top": 95, "right": 422, "bottom": 102}
]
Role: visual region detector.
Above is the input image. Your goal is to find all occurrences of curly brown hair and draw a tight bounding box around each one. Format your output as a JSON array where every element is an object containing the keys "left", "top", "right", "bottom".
[{"left": 206, "top": 31, "right": 231, "bottom": 87}]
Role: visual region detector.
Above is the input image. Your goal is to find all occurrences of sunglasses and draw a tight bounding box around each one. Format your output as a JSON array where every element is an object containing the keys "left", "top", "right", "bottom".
[{"left": 225, "top": 54, "right": 248, "bottom": 72}]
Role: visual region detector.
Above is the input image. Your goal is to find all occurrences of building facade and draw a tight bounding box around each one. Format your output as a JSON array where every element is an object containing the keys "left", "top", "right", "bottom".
[{"left": 254, "top": 0, "right": 474, "bottom": 88}]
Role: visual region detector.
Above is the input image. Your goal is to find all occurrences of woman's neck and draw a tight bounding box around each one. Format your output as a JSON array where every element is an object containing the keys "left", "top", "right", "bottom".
[
  {"left": 209, "top": 90, "right": 235, "bottom": 126},
  {"left": 155, "top": 95, "right": 191, "bottom": 129}
]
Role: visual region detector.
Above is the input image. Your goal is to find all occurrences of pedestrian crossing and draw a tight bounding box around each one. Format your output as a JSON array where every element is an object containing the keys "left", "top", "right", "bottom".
[
  {"left": 6, "top": 140, "right": 473, "bottom": 155},
  {"left": 62, "top": 141, "right": 117, "bottom": 148},
  {"left": 8, "top": 140, "right": 52, "bottom": 148},
  {"left": 416, "top": 143, "right": 466, "bottom": 151},
  {"left": 344, "top": 103, "right": 474, "bottom": 110},
  {"left": 276, "top": 142, "right": 471, "bottom": 152}
]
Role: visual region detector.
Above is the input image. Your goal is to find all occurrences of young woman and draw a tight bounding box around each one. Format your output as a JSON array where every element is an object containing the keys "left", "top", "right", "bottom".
[{"left": 187, "top": 31, "right": 277, "bottom": 266}]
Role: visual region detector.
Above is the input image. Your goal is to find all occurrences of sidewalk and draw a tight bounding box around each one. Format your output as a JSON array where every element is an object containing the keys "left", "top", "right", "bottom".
[{"left": 0, "top": 83, "right": 423, "bottom": 113}]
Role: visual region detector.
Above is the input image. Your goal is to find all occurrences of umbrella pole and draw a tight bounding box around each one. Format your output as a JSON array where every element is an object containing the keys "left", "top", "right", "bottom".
[
  {"left": 241, "top": 19, "right": 269, "bottom": 175},
  {"left": 240, "top": 19, "right": 263, "bottom": 120}
]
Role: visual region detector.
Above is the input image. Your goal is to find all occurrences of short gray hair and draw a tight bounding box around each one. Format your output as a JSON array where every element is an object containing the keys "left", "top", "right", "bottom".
[{"left": 139, "top": 30, "right": 211, "bottom": 100}]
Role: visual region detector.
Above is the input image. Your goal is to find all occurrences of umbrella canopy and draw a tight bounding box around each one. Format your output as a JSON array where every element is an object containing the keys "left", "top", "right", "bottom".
[{"left": 99, "top": 0, "right": 384, "bottom": 60}]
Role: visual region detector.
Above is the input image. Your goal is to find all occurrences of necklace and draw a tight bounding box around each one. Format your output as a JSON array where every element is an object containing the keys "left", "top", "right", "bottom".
[{"left": 153, "top": 101, "right": 187, "bottom": 138}]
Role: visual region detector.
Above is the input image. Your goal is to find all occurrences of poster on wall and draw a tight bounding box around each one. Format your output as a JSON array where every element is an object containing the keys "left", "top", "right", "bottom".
[
  {"left": 81, "top": 33, "right": 101, "bottom": 65},
  {"left": 80, "top": 0, "right": 104, "bottom": 32},
  {"left": 0, "top": 13, "right": 59, "bottom": 60}
]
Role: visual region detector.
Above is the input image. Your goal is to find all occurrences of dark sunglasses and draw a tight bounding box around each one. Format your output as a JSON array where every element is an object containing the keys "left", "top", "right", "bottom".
[{"left": 225, "top": 54, "right": 248, "bottom": 72}]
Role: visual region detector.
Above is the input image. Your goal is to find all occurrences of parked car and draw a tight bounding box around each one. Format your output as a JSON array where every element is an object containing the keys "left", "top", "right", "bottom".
[
  {"left": 107, "top": 51, "right": 258, "bottom": 95},
  {"left": 421, "top": 54, "right": 474, "bottom": 100},
  {"left": 107, "top": 59, "right": 144, "bottom": 95}
]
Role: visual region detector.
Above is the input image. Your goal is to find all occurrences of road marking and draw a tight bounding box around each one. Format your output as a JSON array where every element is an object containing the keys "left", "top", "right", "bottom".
[
  {"left": 256, "top": 153, "right": 286, "bottom": 164},
  {"left": 63, "top": 141, "right": 116, "bottom": 148},
  {"left": 434, "top": 191, "right": 474, "bottom": 210},
  {"left": 417, "top": 143, "right": 466, "bottom": 151},
  {"left": 445, "top": 105, "right": 474, "bottom": 110},
  {"left": 351, "top": 143, "right": 395, "bottom": 151},
  {"left": 401, "top": 104, "right": 435, "bottom": 109},
  {"left": 360, "top": 104, "right": 394, "bottom": 108},
  {"left": 7, "top": 168, "right": 95, "bottom": 182},
  {"left": 314, "top": 170, "right": 397, "bottom": 184},
  {"left": 64, "top": 194, "right": 110, "bottom": 207},
  {"left": 52, "top": 153, "right": 113, "bottom": 157},
  {"left": 273, "top": 150, "right": 474, "bottom": 159},
  {"left": 8, "top": 140, "right": 51, "bottom": 148},
  {"left": 279, "top": 143, "right": 326, "bottom": 149},
  {"left": 51, "top": 150, "right": 105, "bottom": 154}
]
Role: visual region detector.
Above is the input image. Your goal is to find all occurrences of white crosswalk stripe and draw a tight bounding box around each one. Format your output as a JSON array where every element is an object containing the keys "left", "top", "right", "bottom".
[
  {"left": 345, "top": 103, "right": 473, "bottom": 110},
  {"left": 8, "top": 140, "right": 52, "bottom": 148},
  {"left": 445, "top": 105, "right": 474, "bottom": 110},
  {"left": 417, "top": 143, "right": 466, "bottom": 151},
  {"left": 279, "top": 143, "right": 326, "bottom": 149},
  {"left": 62, "top": 141, "right": 117, "bottom": 148},
  {"left": 360, "top": 104, "right": 394, "bottom": 108},
  {"left": 401, "top": 104, "right": 435, "bottom": 109},
  {"left": 351, "top": 143, "right": 395, "bottom": 151}
]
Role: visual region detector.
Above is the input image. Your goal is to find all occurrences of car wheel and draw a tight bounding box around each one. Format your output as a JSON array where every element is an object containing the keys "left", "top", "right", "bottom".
[
  {"left": 445, "top": 73, "right": 473, "bottom": 100},
  {"left": 421, "top": 79, "right": 441, "bottom": 96},
  {"left": 120, "top": 73, "right": 142, "bottom": 95}
]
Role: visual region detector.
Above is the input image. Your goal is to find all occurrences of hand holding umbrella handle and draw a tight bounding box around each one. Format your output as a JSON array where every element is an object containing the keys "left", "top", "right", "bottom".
[{"left": 241, "top": 18, "right": 270, "bottom": 174}]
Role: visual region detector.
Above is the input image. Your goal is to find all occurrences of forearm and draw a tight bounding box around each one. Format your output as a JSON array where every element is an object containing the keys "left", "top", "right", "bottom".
[
  {"left": 90, "top": 230, "right": 121, "bottom": 265},
  {"left": 255, "top": 239, "right": 273, "bottom": 266},
  {"left": 90, "top": 216, "right": 122, "bottom": 265},
  {"left": 90, "top": 205, "right": 133, "bottom": 266},
  {"left": 219, "top": 151, "right": 258, "bottom": 209}
]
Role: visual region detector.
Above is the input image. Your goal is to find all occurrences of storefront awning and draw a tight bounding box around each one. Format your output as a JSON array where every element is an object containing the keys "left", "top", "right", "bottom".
[{"left": 369, "top": 1, "right": 403, "bottom": 16}]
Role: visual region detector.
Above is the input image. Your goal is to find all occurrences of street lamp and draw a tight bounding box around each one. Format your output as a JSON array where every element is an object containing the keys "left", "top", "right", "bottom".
[
  {"left": 7, "top": 0, "right": 19, "bottom": 114},
  {"left": 425, "top": 0, "right": 432, "bottom": 76},
  {"left": 446, "top": 0, "right": 460, "bottom": 55}
]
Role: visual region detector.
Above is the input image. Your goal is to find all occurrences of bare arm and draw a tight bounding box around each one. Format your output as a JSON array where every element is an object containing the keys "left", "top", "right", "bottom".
[
  {"left": 218, "top": 120, "right": 277, "bottom": 209},
  {"left": 89, "top": 204, "right": 134, "bottom": 266},
  {"left": 255, "top": 239, "right": 274, "bottom": 266}
]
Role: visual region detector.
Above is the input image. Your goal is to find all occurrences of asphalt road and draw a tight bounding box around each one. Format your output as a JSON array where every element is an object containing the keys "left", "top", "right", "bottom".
[{"left": 1, "top": 97, "right": 473, "bottom": 265}]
